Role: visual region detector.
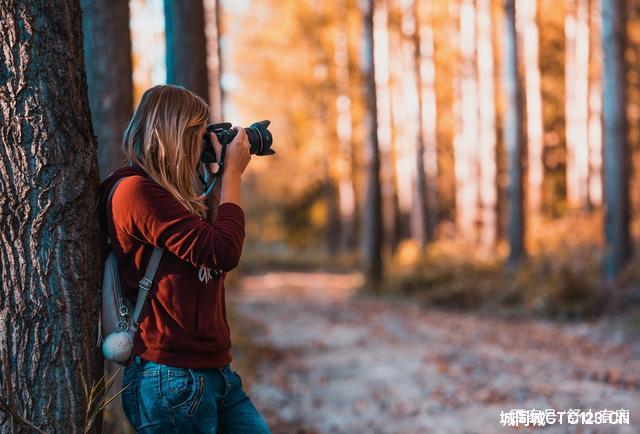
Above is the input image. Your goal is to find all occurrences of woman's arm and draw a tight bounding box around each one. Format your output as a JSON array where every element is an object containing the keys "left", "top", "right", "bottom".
[
  {"left": 113, "top": 175, "right": 245, "bottom": 271},
  {"left": 205, "top": 126, "right": 250, "bottom": 222},
  {"left": 205, "top": 166, "right": 223, "bottom": 224}
]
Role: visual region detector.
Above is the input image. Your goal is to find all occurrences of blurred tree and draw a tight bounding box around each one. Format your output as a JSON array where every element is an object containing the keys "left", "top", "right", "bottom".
[
  {"left": 516, "top": 0, "right": 544, "bottom": 216},
  {"left": 82, "top": 0, "right": 133, "bottom": 180},
  {"left": 388, "top": 2, "right": 414, "bottom": 243},
  {"left": 361, "top": 0, "right": 384, "bottom": 286},
  {"left": 601, "top": 0, "right": 631, "bottom": 277},
  {"left": 405, "top": 0, "right": 438, "bottom": 248},
  {"left": 0, "top": 1, "right": 103, "bottom": 432},
  {"left": 476, "top": 0, "right": 499, "bottom": 247},
  {"left": 164, "top": 0, "right": 209, "bottom": 102},
  {"left": 502, "top": 0, "right": 526, "bottom": 263},
  {"left": 565, "top": 0, "right": 591, "bottom": 209},
  {"left": 454, "top": 0, "right": 481, "bottom": 241},
  {"left": 204, "top": 0, "right": 224, "bottom": 121},
  {"left": 587, "top": 0, "right": 603, "bottom": 209},
  {"left": 374, "top": 0, "right": 402, "bottom": 253},
  {"left": 432, "top": 0, "right": 457, "bottom": 224},
  {"left": 334, "top": 0, "right": 359, "bottom": 252},
  {"left": 538, "top": 0, "right": 568, "bottom": 217}
]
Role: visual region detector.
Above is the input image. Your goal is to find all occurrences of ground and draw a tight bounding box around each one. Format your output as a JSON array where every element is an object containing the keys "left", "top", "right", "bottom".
[{"left": 230, "top": 271, "right": 640, "bottom": 434}]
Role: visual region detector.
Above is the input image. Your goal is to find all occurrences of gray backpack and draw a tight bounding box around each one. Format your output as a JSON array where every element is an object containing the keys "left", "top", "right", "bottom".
[{"left": 96, "top": 176, "right": 163, "bottom": 366}]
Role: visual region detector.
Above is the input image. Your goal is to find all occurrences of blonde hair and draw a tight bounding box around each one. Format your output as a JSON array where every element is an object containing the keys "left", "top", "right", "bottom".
[{"left": 123, "top": 85, "right": 209, "bottom": 218}]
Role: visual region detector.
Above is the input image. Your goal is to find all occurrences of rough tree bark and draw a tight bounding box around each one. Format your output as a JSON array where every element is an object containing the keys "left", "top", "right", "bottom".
[
  {"left": 81, "top": 0, "right": 133, "bottom": 180},
  {"left": 0, "top": 1, "right": 103, "bottom": 433},
  {"left": 361, "top": 0, "right": 384, "bottom": 287},
  {"left": 502, "top": 0, "right": 526, "bottom": 264},
  {"left": 601, "top": 0, "right": 631, "bottom": 278},
  {"left": 165, "top": 0, "right": 210, "bottom": 102}
]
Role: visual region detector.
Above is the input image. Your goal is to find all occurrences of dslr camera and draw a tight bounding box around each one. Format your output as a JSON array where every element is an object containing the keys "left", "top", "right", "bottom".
[{"left": 202, "top": 120, "right": 275, "bottom": 166}]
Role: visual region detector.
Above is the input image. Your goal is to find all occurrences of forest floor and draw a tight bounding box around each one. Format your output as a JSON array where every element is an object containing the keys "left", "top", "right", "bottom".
[{"left": 229, "top": 271, "right": 640, "bottom": 434}]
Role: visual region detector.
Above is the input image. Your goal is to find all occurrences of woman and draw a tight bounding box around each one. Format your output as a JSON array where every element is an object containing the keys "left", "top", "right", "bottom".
[{"left": 98, "top": 84, "right": 271, "bottom": 433}]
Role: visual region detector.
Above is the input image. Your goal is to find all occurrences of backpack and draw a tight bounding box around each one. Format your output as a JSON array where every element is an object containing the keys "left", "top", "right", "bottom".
[{"left": 96, "top": 176, "right": 164, "bottom": 366}]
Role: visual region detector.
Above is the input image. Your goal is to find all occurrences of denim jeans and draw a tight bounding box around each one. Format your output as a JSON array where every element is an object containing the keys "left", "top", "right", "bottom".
[{"left": 121, "top": 355, "right": 271, "bottom": 433}]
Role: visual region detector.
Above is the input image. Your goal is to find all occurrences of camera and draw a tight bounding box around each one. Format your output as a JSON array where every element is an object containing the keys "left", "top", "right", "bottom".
[{"left": 202, "top": 120, "right": 275, "bottom": 165}]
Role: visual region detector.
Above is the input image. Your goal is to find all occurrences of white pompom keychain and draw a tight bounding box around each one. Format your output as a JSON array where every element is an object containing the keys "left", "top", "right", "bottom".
[{"left": 102, "top": 329, "right": 136, "bottom": 362}]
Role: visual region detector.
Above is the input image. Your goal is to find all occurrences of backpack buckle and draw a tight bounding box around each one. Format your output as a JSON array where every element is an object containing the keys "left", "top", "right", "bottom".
[{"left": 139, "top": 277, "right": 153, "bottom": 291}]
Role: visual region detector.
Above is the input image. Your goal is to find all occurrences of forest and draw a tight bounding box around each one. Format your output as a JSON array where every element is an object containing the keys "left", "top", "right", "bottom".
[{"left": 1, "top": 0, "right": 639, "bottom": 433}]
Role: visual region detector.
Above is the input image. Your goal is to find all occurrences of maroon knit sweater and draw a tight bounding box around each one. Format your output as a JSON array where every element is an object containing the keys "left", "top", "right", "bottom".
[{"left": 98, "top": 164, "right": 245, "bottom": 369}]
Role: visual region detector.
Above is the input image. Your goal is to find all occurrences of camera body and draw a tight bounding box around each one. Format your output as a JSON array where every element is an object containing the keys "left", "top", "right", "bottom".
[{"left": 202, "top": 120, "right": 275, "bottom": 165}]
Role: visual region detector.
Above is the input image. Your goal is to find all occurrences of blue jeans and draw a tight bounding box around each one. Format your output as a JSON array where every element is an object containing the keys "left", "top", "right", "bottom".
[{"left": 121, "top": 355, "right": 271, "bottom": 433}]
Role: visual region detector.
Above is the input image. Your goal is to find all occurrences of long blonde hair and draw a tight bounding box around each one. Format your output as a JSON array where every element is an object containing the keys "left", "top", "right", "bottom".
[{"left": 123, "top": 85, "right": 209, "bottom": 218}]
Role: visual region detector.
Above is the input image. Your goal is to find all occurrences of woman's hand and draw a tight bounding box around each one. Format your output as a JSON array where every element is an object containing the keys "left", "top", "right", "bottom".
[
  {"left": 219, "top": 126, "right": 250, "bottom": 208},
  {"left": 224, "top": 127, "right": 251, "bottom": 176}
]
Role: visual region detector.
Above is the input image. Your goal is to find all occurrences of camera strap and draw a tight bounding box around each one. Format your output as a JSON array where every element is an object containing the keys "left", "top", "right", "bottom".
[{"left": 203, "top": 173, "right": 220, "bottom": 196}]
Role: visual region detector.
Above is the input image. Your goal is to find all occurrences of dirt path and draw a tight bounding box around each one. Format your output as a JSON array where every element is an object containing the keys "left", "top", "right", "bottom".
[{"left": 231, "top": 271, "right": 640, "bottom": 434}]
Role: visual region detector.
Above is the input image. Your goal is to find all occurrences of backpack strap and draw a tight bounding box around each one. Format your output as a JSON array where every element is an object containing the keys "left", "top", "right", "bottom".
[
  {"left": 132, "top": 246, "right": 163, "bottom": 328},
  {"left": 106, "top": 175, "right": 164, "bottom": 330},
  {"left": 106, "top": 177, "right": 126, "bottom": 244}
]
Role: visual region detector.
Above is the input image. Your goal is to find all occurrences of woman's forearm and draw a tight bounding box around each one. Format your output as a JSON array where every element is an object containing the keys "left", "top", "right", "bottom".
[
  {"left": 220, "top": 170, "right": 242, "bottom": 208},
  {"left": 206, "top": 190, "right": 221, "bottom": 224}
]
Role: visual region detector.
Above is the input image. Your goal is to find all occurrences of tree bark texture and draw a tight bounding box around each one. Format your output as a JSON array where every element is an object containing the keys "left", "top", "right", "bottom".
[
  {"left": 165, "top": 0, "right": 210, "bottom": 102},
  {"left": 0, "top": 1, "right": 103, "bottom": 432},
  {"left": 81, "top": 0, "right": 133, "bottom": 180}
]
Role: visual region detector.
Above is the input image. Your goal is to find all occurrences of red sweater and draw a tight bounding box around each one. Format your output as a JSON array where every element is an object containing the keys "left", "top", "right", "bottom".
[{"left": 98, "top": 164, "right": 245, "bottom": 369}]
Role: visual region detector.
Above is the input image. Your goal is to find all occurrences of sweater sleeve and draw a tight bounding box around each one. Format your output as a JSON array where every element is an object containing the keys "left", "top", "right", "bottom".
[{"left": 112, "top": 176, "right": 245, "bottom": 271}]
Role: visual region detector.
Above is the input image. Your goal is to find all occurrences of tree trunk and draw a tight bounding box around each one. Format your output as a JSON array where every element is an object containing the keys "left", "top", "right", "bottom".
[
  {"left": 0, "top": 1, "right": 103, "bottom": 433},
  {"left": 204, "top": 0, "right": 224, "bottom": 122},
  {"left": 476, "top": 0, "right": 498, "bottom": 248},
  {"left": 516, "top": 0, "right": 544, "bottom": 216},
  {"left": 502, "top": 0, "right": 526, "bottom": 263},
  {"left": 389, "top": 21, "right": 413, "bottom": 242},
  {"left": 601, "top": 0, "right": 631, "bottom": 278},
  {"left": 360, "top": 0, "right": 384, "bottom": 287},
  {"left": 373, "top": 0, "right": 401, "bottom": 254},
  {"left": 410, "top": 0, "right": 438, "bottom": 248},
  {"left": 587, "top": 0, "right": 603, "bottom": 209},
  {"left": 82, "top": 0, "right": 133, "bottom": 181},
  {"left": 165, "top": 0, "right": 210, "bottom": 102},
  {"left": 334, "top": 0, "right": 358, "bottom": 252},
  {"left": 455, "top": 0, "right": 481, "bottom": 241},
  {"left": 565, "top": 0, "right": 591, "bottom": 209}
]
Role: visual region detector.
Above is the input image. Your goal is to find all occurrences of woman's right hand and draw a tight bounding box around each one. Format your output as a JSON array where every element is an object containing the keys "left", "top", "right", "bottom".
[{"left": 224, "top": 126, "right": 251, "bottom": 176}]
